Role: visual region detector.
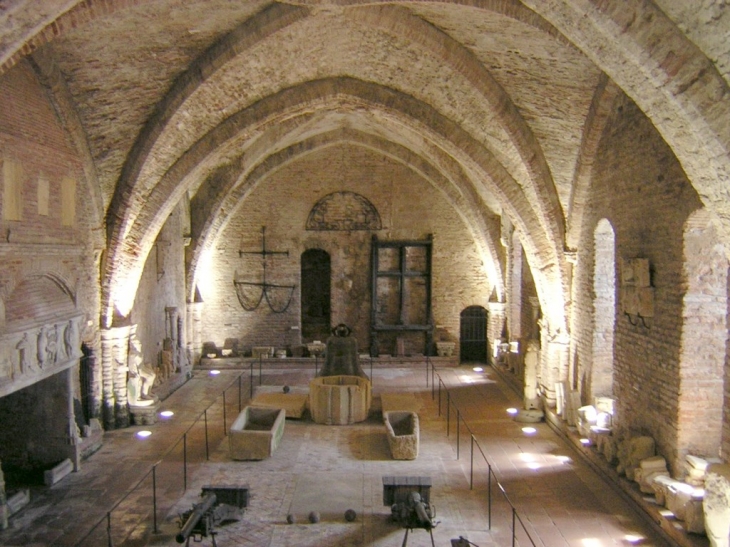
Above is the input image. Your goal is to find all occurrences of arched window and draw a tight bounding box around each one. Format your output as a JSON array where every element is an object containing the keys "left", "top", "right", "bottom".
[{"left": 591, "top": 219, "right": 616, "bottom": 399}]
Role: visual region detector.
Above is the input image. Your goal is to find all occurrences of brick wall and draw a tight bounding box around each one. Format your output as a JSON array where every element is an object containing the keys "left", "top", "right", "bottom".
[
  {"left": 572, "top": 93, "right": 704, "bottom": 474},
  {"left": 197, "top": 143, "right": 492, "bottom": 357},
  {"left": 0, "top": 60, "right": 100, "bottom": 460}
]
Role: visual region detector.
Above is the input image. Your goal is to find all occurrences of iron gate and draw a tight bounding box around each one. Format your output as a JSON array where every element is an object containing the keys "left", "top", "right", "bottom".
[{"left": 460, "top": 306, "right": 487, "bottom": 363}]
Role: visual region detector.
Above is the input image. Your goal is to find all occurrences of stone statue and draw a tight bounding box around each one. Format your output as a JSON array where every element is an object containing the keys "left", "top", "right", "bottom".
[
  {"left": 63, "top": 319, "right": 78, "bottom": 360},
  {"left": 37, "top": 326, "right": 48, "bottom": 368},
  {"left": 319, "top": 323, "right": 367, "bottom": 378},
  {"left": 127, "top": 334, "right": 156, "bottom": 404},
  {"left": 15, "top": 333, "right": 34, "bottom": 375}
]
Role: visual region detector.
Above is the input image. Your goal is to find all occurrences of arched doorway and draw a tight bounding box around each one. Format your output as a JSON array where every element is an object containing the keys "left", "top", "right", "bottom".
[
  {"left": 460, "top": 306, "right": 487, "bottom": 363},
  {"left": 301, "top": 249, "right": 331, "bottom": 342}
]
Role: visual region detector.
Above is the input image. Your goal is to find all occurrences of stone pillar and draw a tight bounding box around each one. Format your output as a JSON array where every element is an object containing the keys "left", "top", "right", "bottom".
[
  {"left": 100, "top": 326, "right": 132, "bottom": 429},
  {"left": 523, "top": 339, "right": 540, "bottom": 409},
  {"left": 82, "top": 326, "right": 103, "bottom": 421},
  {"left": 487, "top": 302, "right": 506, "bottom": 364},
  {"left": 66, "top": 368, "right": 80, "bottom": 471},
  {"left": 541, "top": 335, "right": 570, "bottom": 409},
  {"left": 187, "top": 301, "right": 203, "bottom": 366},
  {"left": 704, "top": 464, "right": 730, "bottom": 547}
]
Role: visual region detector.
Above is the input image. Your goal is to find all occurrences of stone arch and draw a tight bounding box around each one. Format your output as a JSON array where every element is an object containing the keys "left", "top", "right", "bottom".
[
  {"left": 677, "top": 209, "right": 727, "bottom": 463},
  {"left": 3, "top": 273, "right": 77, "bottom": 328},
  {"left": 186, "top": 128, "right": 504, "bottom": 305},
  {"left": 111, "top": 81, "right": 555, "bottom": 326},
  {"left": 590, "top": 218, "right": 616, "bottom": 402}
]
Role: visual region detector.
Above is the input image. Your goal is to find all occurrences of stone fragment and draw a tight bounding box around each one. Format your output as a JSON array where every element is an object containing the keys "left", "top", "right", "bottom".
[{"left": 704, "top": 464, "right": 730, "bottom": 547}]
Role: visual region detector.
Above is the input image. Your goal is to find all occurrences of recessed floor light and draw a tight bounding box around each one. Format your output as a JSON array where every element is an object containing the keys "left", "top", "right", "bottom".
[
  {"left": 136, "top": 430, "right": 152, "bottom": 438},
  {"left": 209, "top": 369, "right": 221, "bottom": 375},
  {"left": 521, "top": 426, "right": 537, "bottom": 434},
  {"left": 160, "top": 410, "right": 174, "bottom": 418},
  {"left": 506, "top": 408, "right": 518, "bottom": 415},
  {"left": 472, "top": 366, "right": 483, "bottom": 372}
]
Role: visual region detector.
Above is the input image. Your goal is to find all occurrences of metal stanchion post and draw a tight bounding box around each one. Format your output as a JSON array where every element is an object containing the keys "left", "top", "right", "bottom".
[
  {"left": 488, "top": 465, "right": 492, "bottom": 530},
  {"left": 204, "top": 409, "right": 209, "bottom": 461},
  {"left": 183, "top": 433, "right": 188, "bottom": 492},
  {"left": 152, "top": 464, "right": 159, "bottom": 534},
  {"left": 512, "top": 507, "right": 516, "bottom": 547},
  {"left": 107, "top": 511, "right": 113, "bottom": 547},
  {"left": 250, "top": 363, "right": 254, "bottom": 399},
  {"left": 238, "top": 374, "right": 242, "bottom": 412},
  {"left": 259, "top": 355, "right": 262, "bottom": 385},
  {"left": 470, "top": 435, "right": 474, "bottom": 490},
  {"left": 447, "top": 392, "right": 450, "bottom": 437},
  {"left": 438, "top": 381, "right": 441, "bottom": 416},
  {"left": 223, "top": 391, "right": 227, "bottom": 436},
  {"left": 456, "top": 410, "right": 460, "bottom": 459}
]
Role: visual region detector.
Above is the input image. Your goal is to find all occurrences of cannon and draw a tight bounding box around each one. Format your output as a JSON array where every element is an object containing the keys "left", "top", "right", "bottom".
[
  {"left": 176, "top": 485, "right": 249, "bottom": 546},
  {"left": 390, "top": 491, "right": 439, "bottom": 547}
]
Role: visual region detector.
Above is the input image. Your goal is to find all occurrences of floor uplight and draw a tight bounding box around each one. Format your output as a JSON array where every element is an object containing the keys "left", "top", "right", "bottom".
[
  {"left": 472, "top": 366, "right": 483, "bottom": 372},
  {"left": 624, "top": 534, "right": 645, "bottom": 544},
  {"left": 580, "top": 438, "right": 591, "bottom": 445},
  {"left": 209, "top": 369, "right": 221, "bottom": 376},
  {"left": 526, "top": 462, "right": 541, "bottom": 470},
  {"left": 521, "top": 426, "right": 537, "bottom": 435},
  {"left": 136, "top": 430, "right": 152, "bottom": 439},
  {"left": 506, "top": 407, "right": 518, "bottom": 415},
  {"left": 160, "top": 410, "right": 174, "bottom": 418}
]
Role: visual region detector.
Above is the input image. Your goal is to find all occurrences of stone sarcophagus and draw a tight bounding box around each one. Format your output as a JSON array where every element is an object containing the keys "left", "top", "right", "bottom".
[
  {"left": 309, "top": 375, "right": 372, "bottom": 425},
  {"left": 384, "top": 411, "right": 419, "bottom": 460},
  {"left": 229, "top": 406, "right": 286, "bottom": 460}
]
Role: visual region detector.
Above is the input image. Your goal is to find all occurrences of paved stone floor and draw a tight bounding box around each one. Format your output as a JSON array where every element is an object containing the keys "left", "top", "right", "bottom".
[{"left": 0, "top": 364, "right": 676, "bottom": 547}]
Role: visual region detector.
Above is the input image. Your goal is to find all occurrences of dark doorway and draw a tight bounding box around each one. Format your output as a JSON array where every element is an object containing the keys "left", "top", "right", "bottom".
[
  {"left": 301, "top": 249, "right": 331, "bottom": 341},
  {"left": 460, "top": 306, "right": 487, "bottom": 363}
]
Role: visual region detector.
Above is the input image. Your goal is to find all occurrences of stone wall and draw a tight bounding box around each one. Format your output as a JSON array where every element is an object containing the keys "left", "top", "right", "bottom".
[
  {"left": 197, "top": 143, "right": 492, "bottom": 358},
  {"left": 0, "top": 60, "right": 101, "bottom": 449},
  {"left": 132, "top": 200, "right": 190, "bottom": 368},
  {"left": 572, "top": 93, "right": 704, "bottom": 474}
]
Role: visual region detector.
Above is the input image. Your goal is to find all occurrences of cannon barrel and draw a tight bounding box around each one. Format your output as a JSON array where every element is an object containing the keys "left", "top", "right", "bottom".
[{"left": 176, "top": 493, "right": 217, "bottom": 543}]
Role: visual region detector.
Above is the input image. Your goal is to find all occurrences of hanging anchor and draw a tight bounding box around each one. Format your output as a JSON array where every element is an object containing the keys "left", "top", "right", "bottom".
[{"left": 234, "top": 226, "right": 296, "bottom": 313}]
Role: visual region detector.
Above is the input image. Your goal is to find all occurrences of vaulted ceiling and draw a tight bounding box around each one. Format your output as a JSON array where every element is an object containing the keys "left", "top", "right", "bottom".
[{"left": 2, "top": 0, "right": 729, "bottom": 330}]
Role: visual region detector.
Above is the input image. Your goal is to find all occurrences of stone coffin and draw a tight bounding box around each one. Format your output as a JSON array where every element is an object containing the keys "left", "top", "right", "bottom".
[
  {"left": 384, "top": 411, "right": 419, "bottom": 460},
  {"left": 309, "top": 375, "right": 371, "bottom": 425},
  {"left": 229, "top": 406, "right": 286, "bottom": 460}
]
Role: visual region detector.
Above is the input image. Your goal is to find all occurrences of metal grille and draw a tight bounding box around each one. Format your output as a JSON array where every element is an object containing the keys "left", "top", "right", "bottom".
[{"left": 460, "top": 306, "right": 487, "bottom": 363}]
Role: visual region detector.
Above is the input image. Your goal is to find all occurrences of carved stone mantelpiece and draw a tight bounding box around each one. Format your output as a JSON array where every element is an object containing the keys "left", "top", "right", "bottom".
[{"left": 0, "top": 315, "right": 84, "bottom": 398}]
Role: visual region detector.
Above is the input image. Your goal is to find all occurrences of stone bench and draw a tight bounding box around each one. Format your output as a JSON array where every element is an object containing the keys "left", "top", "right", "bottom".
[
  {"left": 229, "top": 406, "right": 286, "bottom": 460},
  {"left": 384, "top": 411, "right": 419, "bottom": 460},
  {"left": 309, "top": 375, "right": 371, "bottom": 425}
]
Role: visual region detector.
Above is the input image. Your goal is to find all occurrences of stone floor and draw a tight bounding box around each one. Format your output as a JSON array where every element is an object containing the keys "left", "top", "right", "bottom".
[{"left": 0, "top": 363, "right": 686, "bottom": 547}]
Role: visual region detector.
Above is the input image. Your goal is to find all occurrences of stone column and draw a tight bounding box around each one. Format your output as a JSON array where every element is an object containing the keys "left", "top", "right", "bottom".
[
  {"left": 100, "top": 326, "right": 132, "bottom": 429},
  {"left": 487, "top": 302, "right": 506, "bottom": 364},
  {"left": 187, "top": 301, "right": 203, "bottom": 366},
  {"left": 523, "top": 339, "right": 540, "bottom": 409},
  {"left": 66, "top": 368, "right": 80, "bottom": 471},
  {"left": 82, "top": 325, "right": 103, "bottom": 421},
  {"left": 540, "top": 334, "right": 570, "bottom": 409}
]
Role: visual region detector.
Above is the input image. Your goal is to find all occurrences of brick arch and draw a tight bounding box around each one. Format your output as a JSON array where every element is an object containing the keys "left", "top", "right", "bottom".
[
  {"left": 1, "top": 271, "right": 77, "bottom": 328},
  {"left": 0, "top": 0, "right": 562, "bottom": 77},
  {"left": 103, "top": 80, "right": 562, "bottom": 328},
  {"left": 103, "top": 3, "right": 564, "bottom": 258},
  {"left": 566, "top": 75, "right": 621, "bottom": 250},
  {"left": 523, "top": 0, "right": 730, "bottom": 254},
  {"left": 186, "top": 126, "right": 506, "bottom": 306}
]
